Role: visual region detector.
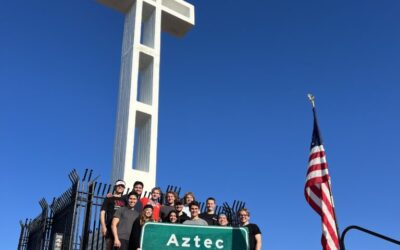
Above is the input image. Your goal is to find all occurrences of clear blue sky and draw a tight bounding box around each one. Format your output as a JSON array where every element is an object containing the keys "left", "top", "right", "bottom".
[{"left": 1, "top": 0, "right": 400, "bottom": 249}]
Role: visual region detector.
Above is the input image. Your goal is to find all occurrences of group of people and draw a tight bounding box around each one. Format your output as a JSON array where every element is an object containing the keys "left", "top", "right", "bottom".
[{"left": 100, "top": 180, "right": 262, "bottom": 250}]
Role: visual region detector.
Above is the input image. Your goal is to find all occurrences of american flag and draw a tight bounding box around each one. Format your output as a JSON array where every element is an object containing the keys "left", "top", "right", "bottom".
[{"left": 305, "top": 106, "right": 340, "bottom": 250}]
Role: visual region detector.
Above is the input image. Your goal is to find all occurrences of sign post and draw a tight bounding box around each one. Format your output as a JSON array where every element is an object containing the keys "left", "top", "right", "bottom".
[{"left": 141, "top": 222, "right": 249, "bottom": 250}]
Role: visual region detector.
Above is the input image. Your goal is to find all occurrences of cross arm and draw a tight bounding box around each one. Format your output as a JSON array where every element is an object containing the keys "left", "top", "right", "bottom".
[{"left": 97, "top": 0, "right": 195, "bottom": 37}]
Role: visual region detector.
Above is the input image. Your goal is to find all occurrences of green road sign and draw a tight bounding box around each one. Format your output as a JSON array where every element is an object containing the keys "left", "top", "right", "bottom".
[{"left": 141, "top": 222, "right": 249, "bottom": 250}]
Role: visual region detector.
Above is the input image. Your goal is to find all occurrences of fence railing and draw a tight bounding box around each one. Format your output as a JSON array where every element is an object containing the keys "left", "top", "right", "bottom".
[
  {"left": 340, "top": 225, "right": 400, "bottom": 250},
  {"left": 18, "top": 169, "right": 246, "bottom": 250}
]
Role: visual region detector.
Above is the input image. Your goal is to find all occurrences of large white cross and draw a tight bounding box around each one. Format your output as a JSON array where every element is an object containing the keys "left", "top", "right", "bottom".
[{"left": 97, "top": 0, "right": 195, "bottom": 191}]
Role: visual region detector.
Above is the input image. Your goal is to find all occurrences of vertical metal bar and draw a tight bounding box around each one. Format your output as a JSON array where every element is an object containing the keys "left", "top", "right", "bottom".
[
  {"left": 22, "top": 220, "right": 28, "bottom": 250},
  {"left": 215, "top": 205, "right": 220, "bottom": 215},
  {"left": 90, "top": 181, "right": 98, "bottom": 249},
  {"left": 68, "top": 179, "right": 81, "bottom": 250},
  {"left": 92, "top": 197, "right": 101, "bottom": 250},
  {"left": 44, "top": 206, "right": 53, "bottom": 250},
  {"left": 18, "top": 220, "right": 26, "bottom": 250},
  {"left": 232, "top": 200, "right": 238, "bottom": 212},
  {"left": 88, "top": 169, "right": 93, "bottom": 182},
  {"left": 82, "top": 182, "right": 94, "bottom": 250},
  {"left": 92, "top": 182, "right": 103, "bottom": 250},
  {"left": 101, "top": 183, "right": 107, "bottom": 196},
  {"left": 82, "top": 169, "right": 89, "bottom": 182},
  {"left": 160, "top": 190, "right": 165, "bottom": 205},
  {"left": 224, "top": 202, "right": 230, "bottom": 223},
  {"left": 199, "top": 202, "right": 205, "bottom": 213}
]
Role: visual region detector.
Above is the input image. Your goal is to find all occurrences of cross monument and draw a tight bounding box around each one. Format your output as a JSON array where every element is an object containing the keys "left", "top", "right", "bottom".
[{"left": 97, "top": 0, "right": 195, "bottom": 191}]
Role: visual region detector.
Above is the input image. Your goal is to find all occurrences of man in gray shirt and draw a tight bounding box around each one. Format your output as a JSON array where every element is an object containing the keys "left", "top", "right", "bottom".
[
  {"left": 183, "top": 201, "right": 208, "bottom": 226},
  {"left": 160, "top": 191, "right": 177, "bottom": 221},
  {"left": 111, "top": 192, "right": 140, "bottom": 250}
]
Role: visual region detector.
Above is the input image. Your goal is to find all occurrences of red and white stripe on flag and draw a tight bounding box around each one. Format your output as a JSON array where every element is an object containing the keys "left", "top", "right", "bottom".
[{"left": 305, "top": 144, "right": 340, "bottom": 250}]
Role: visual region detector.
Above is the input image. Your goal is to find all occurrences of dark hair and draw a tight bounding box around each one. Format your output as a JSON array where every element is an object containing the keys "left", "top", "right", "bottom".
[
  {"left": 166, "top": 210, "right": 178, "bottom": 223},
  {"left": 143, "top": 204, "right": 153, "bottom": 210},
  {"left": 128, "top": 191, "right": 139, "bottom": 199},
  {"left": 206, "top": 197, "right": 216, "bottom": 203},
  {"left": 188, "top": 201, "right": 200, "bottom": 209},
  {"left": 140, "top": 206, "right": 155, "bottom": 225},
  {"left": 133, "top": 181, "right": 144, "bottom": 188}
]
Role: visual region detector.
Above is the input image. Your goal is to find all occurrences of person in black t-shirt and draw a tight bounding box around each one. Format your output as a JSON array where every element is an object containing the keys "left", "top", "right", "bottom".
[
  {"left": 166, "top": 210, "right": 179, "bottom": 223},
  {"left": 100, "top": 180, "right": 126, "bottom": 250},
  {"left": 131, "top": 181, "right": 144, "bottom": 211},
  {"left": 175, "top": 200, "right": 190, "bottom": 223},
  {"left": 199, "top": 197, "right": 218, "bottom": 225},
  {"left": 239, "top": 208, "right": 262, "bottom": 250},
  {"left": 129, "top": 204, "right": 156, "bottom": 250},
  {"left": 105, "top": 180, "right": 144, "bottom": 212}
]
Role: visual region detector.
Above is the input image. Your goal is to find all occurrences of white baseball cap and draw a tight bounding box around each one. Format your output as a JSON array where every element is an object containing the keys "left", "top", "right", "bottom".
[{"left": 115, "top": 180, "right": 126, "bottom": 187}]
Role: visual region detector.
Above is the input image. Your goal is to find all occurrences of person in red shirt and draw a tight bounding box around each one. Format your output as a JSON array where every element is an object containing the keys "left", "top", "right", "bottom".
[{"left": 140, "top": 187, "right": 161, "bottom": 221}]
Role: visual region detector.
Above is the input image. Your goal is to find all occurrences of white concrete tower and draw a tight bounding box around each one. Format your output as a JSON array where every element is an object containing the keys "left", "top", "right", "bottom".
[{"left": 97, "top": 0, "right": 195, "bottom": 191}]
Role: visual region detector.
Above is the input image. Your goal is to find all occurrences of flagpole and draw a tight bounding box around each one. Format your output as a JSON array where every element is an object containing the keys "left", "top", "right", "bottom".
[
  {"left": 307, "top": 93, "right": 342, "bottom": 249},
  {"left": 307, "top": 93, "right": 315, "bottom": 108}
]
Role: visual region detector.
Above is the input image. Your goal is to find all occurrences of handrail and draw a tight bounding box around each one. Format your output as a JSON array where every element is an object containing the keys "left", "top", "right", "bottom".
[{"left": 340, "top": 225, "right": 400, "bottom": 250}]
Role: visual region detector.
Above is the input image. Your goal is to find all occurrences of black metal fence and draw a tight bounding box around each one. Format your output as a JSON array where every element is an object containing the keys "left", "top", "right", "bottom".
[
  {"left": 340, "top": 225, "right": 400, "bottom": 250},
  {"left": 18, "top": 169, "right": 246, "bottom": 250}
]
